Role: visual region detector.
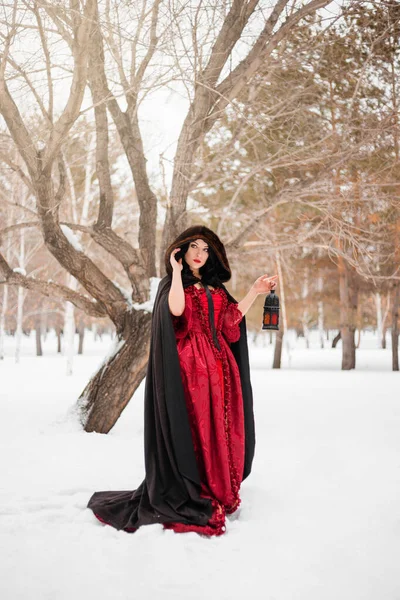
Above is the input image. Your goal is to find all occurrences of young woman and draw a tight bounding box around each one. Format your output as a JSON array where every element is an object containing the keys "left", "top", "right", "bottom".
[{"left": 87, "top": 226, "right": 277, "bottom": 536}]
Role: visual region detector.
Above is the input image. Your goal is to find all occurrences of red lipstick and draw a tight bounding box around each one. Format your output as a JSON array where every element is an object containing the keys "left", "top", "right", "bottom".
[{"left": 194, "top": 259, "right": 201, "bottom": 263}]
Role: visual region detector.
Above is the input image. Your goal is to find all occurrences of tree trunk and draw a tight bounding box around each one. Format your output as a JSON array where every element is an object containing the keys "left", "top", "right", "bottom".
[
  {"left": 64, "top": 299, "right": 75, "bottom": 376},
  {"left": 318, "top": 301, "right": 324, "bottom": 349},
  {"left": 301, "top": 266, "right": 310, "bottom": 349},
  {"left": 15, "top": 227, "right": 26, "bottom": 364},
  {"left": 272, "top": 251, "right": 288, "bottom": 369},
  {"left": 78, "top": 310, "right": 152, "bottom": 433},
  {"left": 355, "top": 328, "right": 361, "bottom": 349},
  {"left": 272, "top": 329, "right": 283, "bottom": 369},
  {"left": 1, "top": 213, "right": 12, "bottom": 360},
  {"left": 355, "top": 300, "right": 362, "bottom": 349},
  {"left": 316, "top": 271, "right": 324, "bottom": 348},
  {"left": 0, "top": 283, "right": 8, "bottom": 360},
  {"left": 341, "top": 323, "right": 355, "bottom": 370},
  {"left": 78, "top": 324, "right": 85, "bottom": 355},
  {"left": 41, "top": 309, "right": 48, "bottom": 342},
  {"left": 391, "top": 282, "right": 399, "bottom": 371},
  {"left": 332, "top": 331, "right": 341, "bottom": 348},
  {"left": 56, "top": 325, "right": 62, "bottom": 353},
  {"left": 15, "top": 285, "right": 24, "bottom": 364},
  {"left": 375, "top": 292, "right": 383, "bottom": 349},
  {"left": 382, "top": 326, "right": 387, "bottom": 349},
  {"left": 35, "top": 316, "right": 43, "bottom": 356},
  {"left": 349, "top": 279, "right": 358, "bottom": 368},
  {"left": 381, "top": 292, "right": 391, "bottom": 349},
  {"left": 338, "top": 257, "right": 357, "bottom": 370}
]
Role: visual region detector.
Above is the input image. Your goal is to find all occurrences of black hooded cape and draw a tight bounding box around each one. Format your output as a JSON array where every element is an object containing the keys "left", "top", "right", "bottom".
[{"left": 87, "top": 255, "right": 255, "bottom": 532}]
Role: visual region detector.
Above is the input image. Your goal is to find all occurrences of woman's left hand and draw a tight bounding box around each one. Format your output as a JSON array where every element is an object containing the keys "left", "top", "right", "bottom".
[{"left": 252, "top": 274, "right": 278, "bottom": 295}]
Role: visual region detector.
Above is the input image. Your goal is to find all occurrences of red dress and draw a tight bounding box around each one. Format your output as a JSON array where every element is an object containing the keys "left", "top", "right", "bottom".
[{"left": 164, "top": 284, "right": 245, "bottom": 536}]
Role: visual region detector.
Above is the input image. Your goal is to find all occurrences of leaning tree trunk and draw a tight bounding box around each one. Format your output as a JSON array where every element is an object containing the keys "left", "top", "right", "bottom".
[
  {"left": 391, "top": 281, "right": 399, "bottom": 371},
  {"left": 78, "top": 310, "right": 152, "bottom": 432},
  {"left": 332, "top": 331, "right": 341, "bottom": 348}
]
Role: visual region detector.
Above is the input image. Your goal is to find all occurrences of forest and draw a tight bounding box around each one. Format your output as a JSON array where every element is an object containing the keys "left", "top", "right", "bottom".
[{"left": 0, "top": 0, "right": 399, "bottom": 431}]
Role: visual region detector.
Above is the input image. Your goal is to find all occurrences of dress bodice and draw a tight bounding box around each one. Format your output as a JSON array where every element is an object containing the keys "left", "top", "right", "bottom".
[
  {"left": 194, "top": 287, "right": 225, "bottom": 332},
  {"left": 171, "top": 284, "right": 243, "bottom": 347}
]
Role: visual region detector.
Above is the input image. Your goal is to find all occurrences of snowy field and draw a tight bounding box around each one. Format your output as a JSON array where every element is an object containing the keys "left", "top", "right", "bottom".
[{"left": 1, "top": 330, "right": 399, "bottom": 600}]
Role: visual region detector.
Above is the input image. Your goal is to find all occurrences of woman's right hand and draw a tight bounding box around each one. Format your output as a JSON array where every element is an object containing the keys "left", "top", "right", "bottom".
[{"left": 170, "top": 248, "right": 183, "bottom": 272}]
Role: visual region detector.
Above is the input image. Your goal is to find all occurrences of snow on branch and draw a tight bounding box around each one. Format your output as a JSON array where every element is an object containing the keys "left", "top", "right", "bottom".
[{"left": 60, "top": 224, "right": 84, "bottom": 252}]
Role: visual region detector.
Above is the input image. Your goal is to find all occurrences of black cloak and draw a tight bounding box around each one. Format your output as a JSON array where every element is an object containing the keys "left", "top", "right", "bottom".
[{"left": 87, "top": 226, "right": 255, "bottom": 531}]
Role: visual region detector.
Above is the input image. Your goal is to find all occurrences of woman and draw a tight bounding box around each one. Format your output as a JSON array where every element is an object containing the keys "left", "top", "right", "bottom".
[{"left": 87, "top": 226, "right": 277, "bottom": 536}]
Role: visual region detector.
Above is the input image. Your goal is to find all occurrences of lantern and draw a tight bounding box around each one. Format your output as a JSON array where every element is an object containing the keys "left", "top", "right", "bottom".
[{"left": 262, "top": 289, "right": 280, "bottom": 330}]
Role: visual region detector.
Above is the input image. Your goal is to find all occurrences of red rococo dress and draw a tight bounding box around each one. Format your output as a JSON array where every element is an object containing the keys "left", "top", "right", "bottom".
[{"left": 164, "top": 284, "right": 245, "bottom": 536}]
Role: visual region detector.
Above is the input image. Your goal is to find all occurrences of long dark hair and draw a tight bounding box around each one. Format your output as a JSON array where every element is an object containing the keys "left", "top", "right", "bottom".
[
  {"left": 165, "top": 226, "right": 232, "bottom": 287},
  {"left": 178, "top": 240, "right": 222, "bottom": 288}
]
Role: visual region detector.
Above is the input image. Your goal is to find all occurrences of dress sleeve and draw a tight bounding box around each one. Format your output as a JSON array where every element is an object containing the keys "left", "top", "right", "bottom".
[
  {"left": 222, "top": 301, "right": 243, "bottom": 343},
  {"left": 171, "top": 290, "right": 193, "bottom": 339}
]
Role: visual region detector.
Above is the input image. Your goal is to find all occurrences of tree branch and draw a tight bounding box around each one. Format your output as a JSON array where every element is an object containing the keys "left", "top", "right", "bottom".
[
  {"left": 87, "top": 0, "right": 157, "bottom": 277},
  {"left": 42, "top": 0, "right": 96, "bottom": 173},
  {"left": 0, "top": 251, "right": 107, "bottom": 318},
  {"left": 0, "top": 83, "right": 38, "bottom": 178},
  {"left": 212, "top": 0, "right": 331, "bottom": 122},
  {"left": 0, "top": 151, "right": 35, "bottom": 193}
]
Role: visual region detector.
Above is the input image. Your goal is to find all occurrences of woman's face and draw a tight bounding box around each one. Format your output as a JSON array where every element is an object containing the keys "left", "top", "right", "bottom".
[{"left": 184, "top": 238, "right": 209, "bottom": 271}]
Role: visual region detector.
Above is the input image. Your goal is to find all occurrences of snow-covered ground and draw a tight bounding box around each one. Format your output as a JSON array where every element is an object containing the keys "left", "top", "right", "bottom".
[{"left": 1, "top": 330, "right": 399, "bottom": 600}]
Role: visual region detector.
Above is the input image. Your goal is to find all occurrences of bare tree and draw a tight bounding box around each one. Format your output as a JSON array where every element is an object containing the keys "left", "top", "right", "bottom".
[{"left": 0, "top": 0, "right": 341, "bottom": 433}]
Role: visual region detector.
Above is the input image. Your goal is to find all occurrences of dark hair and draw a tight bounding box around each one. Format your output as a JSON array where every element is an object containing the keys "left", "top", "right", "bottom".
[
  {"left": 178, "top": 239, "right": 222, "bottom": 288},
  {"left": 165, "top": 225, "right": 231, "bottom": 284}
]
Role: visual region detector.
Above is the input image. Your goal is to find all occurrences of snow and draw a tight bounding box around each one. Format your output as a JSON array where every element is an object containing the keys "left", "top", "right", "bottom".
[
  {"left": 0, "top": 330, "right": 399, "bottom": 600},
  {"left": 12, "top": 267, "right": 26, "bottom": 276},
  {"left": 112, "top": 281, "right": 134, "bottom": 307},
  {"left": 114, "top": 277, "right": 162, "bottom": 312},
  {"left": 132, "top": 276, "right": 162, "bottom": 312},
  {"left": 60, "top": 224, "right": 83, "bottom": 252}
]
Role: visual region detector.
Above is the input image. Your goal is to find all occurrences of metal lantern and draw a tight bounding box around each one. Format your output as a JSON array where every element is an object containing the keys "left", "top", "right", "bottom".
[{"left": 262, "top": 289, "right": 280, "bottom": 330}]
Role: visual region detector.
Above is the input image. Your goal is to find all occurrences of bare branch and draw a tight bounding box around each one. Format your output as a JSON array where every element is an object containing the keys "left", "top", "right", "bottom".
[
  {"left": 0, "top": 251, "right": 107, "bottom": 317},
  {"left": 32, "top": 1, "right": 54, "bottom": 122},
  {"left": 42, "top": 0, "right": 96, "bottom": 172},
  {"left": 0, "top": 151, "right": 35, "bottom": 193},
  {"left": 211, "top": 0, "right": 332, "bottom": 125},
  {"left": 0, "top": 83, "right": 38, "bottom": 177},
  {"left": 87, "top": 0, "right": 157, "bottom": 277}
]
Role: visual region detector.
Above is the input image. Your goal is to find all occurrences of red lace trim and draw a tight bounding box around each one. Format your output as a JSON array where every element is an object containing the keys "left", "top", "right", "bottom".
[
  {"left": 220, "top": 344, "right": 241, "bottom": 514},
  {"left": 163, "top": 499, "right": 226, "bottom": 536},
  {"left": 187, "top": 285, "right": 226, "bottom": 360},
  {"left": 188, "top": 285, "right": 241, "bottom": 515}
]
